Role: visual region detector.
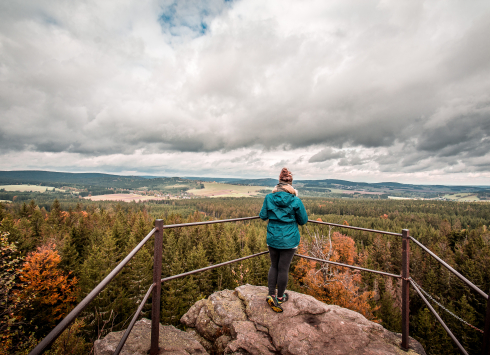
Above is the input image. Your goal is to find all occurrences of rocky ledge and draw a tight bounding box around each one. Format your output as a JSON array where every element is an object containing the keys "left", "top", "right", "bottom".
[{"left": 95, "top": 284, "right": 426, "bottom": 355}]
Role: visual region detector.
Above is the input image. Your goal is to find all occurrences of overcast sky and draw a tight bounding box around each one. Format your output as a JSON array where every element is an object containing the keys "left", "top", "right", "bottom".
[{"left": 1, "top": 0, "right": 490, "bottom": 184}]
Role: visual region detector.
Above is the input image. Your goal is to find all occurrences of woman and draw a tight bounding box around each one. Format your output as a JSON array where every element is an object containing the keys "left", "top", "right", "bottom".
[{"left": 259, "top": 168, "right": 308, "bottom": 312}]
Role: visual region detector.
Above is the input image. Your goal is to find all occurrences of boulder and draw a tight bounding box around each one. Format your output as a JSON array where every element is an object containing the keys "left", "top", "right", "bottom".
[
  {"left": 94, "top": 318, "right": 208, "bottom": 355},
  {"left": 182, "top": 285, "right": 426, "bottom": 355}
]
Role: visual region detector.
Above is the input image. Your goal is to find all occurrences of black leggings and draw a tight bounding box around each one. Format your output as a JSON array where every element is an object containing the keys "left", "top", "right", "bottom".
[{"left": 268, "top": 246, "right": 296, "bottom": 297}]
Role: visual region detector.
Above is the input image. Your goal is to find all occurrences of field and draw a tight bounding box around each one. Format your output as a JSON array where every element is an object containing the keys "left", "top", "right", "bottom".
[
  {"left": 443, "top": 193, "right": 481, "bottom": 202},
  {"left": 84, "top": 193, "right": 168, "bottom": 202},
  {"left": 187, "top": 182, "right": 270, "bottom": 197},
  {"left": 0, "top": 184, "right": 65, "bottom": 192}
]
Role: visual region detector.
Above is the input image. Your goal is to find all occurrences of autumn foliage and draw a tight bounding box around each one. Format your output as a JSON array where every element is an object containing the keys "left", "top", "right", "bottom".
[
  {"left": 293, "top": 231, "right": 378, "bottom": 321},
  {"left": 18, "top": 243, "right": 78, "bottom": 334}
]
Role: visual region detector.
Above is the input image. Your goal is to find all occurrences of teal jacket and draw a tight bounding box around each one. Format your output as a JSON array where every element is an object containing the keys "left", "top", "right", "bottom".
[{"left": 259, "top": 192, "right": 308, "bottom": 249}]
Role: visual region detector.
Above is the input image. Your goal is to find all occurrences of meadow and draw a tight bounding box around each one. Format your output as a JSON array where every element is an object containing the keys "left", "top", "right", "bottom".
[
  {"left": 0, "top": 184, "right": 65, "bottom": 192},
  {"left": 442, "top": 192, "right": 481, "bottom": 202},
  {"left": 187, "top": 182, "right": 269, "bottom": 197}
]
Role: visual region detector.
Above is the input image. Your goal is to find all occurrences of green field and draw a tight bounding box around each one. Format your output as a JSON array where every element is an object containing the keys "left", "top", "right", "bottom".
[
  {"left": 0, "top": 184, "right": 65, "bottom": 193},
  {"left": 187, "top": 182, "right": 270, "bottom": 197}
]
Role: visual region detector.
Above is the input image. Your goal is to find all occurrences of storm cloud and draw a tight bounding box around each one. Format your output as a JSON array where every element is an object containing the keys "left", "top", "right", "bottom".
[{"left": 1, "top": 0, "right": 490, "bottom": 183}]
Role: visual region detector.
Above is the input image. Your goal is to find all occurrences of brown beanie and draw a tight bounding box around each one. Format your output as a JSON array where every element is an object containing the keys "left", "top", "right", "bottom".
[{"left": 279, "top": 167, "right": 293, "bottom": 184}]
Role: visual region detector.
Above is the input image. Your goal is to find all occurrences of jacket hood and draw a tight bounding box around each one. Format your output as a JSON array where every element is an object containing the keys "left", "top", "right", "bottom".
[{"left": 270, "top": 191, "right": 296, "bottom": 207}]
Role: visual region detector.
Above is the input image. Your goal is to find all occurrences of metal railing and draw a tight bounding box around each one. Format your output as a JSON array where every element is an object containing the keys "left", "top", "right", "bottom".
[
  {"left": 308, "top": 219, "right": 490, "bottom": 355},
  {"left": 29, "top": 217, "right": 490, "bottom": 355}
]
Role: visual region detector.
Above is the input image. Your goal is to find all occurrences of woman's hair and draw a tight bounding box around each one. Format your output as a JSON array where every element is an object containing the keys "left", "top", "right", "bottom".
[{"left": 279, "top": 167, "right": 293, "bottom": 183}]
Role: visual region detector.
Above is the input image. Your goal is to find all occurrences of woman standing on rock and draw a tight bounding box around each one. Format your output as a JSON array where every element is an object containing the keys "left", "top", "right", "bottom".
[{"left": 260, "top": 167, "right": 308, "bottom": 312}]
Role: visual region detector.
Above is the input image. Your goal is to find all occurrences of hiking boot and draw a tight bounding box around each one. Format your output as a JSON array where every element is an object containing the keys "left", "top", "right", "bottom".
[
  {"left": 277, "top": 293, "right": 288, "bottom": 304},
  {"left": 266, "top": 295, "right": 283, "bottom": 313}
]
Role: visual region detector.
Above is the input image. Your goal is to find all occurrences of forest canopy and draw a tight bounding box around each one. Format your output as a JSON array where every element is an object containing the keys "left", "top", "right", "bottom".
[{"left": 0, "top": 197, "right": 489, "bottom": 354}]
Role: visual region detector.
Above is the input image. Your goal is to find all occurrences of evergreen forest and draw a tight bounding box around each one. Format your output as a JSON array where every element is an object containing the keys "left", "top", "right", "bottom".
[{"left": 1, "top": 197, "right": 489, "bottom": 355}]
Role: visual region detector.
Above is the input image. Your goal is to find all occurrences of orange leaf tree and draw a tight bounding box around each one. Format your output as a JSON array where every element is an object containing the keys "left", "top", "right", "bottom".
[
  {"left": 18, "top": 243, "right": 78, "bottom": 337},
  {"left": 293, "top": 231, "right": 378, "bottom": 321}
]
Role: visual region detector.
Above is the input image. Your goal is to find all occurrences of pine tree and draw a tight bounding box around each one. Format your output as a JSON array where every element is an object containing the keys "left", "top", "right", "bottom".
[
  {"left": 59, "top": 233, "right": 80, "bottom": 275},
  {"left": 376, "top": 282, "right": 401, "bottom": 332},
  {"left": 213, "top": 224, "right": 238, "bottom": 290},
  {"left": 79, "top": 231, "right": 131, "bottom": 338},
  {"left": 20, "top": 202, "right": 29, "bottom": 218},
  {"left": 186, "top": 242, "right": 210, "bottom": 297},
  {"left": 125, "top": 228, "right": 153, "bottom": 318},
  {"left": 112, "top": 211, "right": 130, "bottom": 253},
  {"left": 160, "top": 229, "right": 187, "bottom": 325},
  {"left": 47, "top": 199, "right": 63, "bottom": 226},
  {"left": 29, "top": 208, "right": 44, "bottom": 243}
]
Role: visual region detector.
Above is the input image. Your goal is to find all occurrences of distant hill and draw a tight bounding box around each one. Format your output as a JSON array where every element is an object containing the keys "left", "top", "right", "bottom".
[
  {"left": 185, "top": 177, "right": 277, "bottom": 186},
  {"left": 1, "top": 171, "right": 488, "bottom": 200},
  {"left": 182, "top": 175, "right": 490, "bottom": 200},
  {"left": 296, "top": 179, "right": 486, "bottom": 191},
  {"left": 0, "top": 170, "right": 146, "bottom": 186},
  {"left": 0, "top": 171, "right": 197, "bottom": 190},
  {"left": 184, "top": 177, "right": 245, "bottom": 183},
  {"left": 184, "top": 175, "right": 487, "bottom": 191}
]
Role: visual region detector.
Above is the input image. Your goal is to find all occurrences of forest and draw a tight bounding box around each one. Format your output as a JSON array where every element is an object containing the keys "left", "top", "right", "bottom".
[{"left": 1, "top": 197, "right": 489, "bottom": 354}]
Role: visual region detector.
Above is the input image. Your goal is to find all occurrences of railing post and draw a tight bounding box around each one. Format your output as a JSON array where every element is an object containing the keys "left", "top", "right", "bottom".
[
  {"left": 150, "top": 220, "right": 164, "bottom": 355},
  {"left": 483, "top": 291, "right": 490, "bottom": 355},
  {"left": 401, "top": 229, "right": 410, "bottom": 350}
]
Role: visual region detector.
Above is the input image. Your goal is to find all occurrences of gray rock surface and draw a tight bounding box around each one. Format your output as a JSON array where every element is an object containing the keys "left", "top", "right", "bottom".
[
  {"left": 94, "top": 318, "right": 208, "bottom": 355},
  {"left": 181, "top": 285, "right": 426, "bottom": 355}
]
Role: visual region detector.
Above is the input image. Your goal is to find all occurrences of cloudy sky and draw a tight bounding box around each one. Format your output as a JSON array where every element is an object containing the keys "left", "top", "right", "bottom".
[{"left": 1, "top": 0, "right": 490, "bottom": 184}]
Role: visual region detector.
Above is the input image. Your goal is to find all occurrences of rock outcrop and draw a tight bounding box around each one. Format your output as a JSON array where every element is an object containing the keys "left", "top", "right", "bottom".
[
  {"left": 182, "top": 284, "right": 426, "bottom": 355},
  {"left": 94, "top": 318, "right": 207, "bottom": 355},
  {"left": 94, "top": 285, "right": 426, "bottom": 355}
]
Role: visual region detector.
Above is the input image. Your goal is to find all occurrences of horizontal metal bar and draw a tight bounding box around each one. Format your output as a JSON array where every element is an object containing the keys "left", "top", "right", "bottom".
[
  {"left": 114, "top": 283, "right": 155, "bottom": 355},
  {"left": 307, "top": 219, "right": 403, "bottom": 237},
  {"left": 410, "top": 279, "right": 468, "bottom": 355},
  {"left": 29, "top": 227, "right": 159, "bottom": 355},
  {"left": 162, "top": 250, "right": 269, "bottom": 282},
  {"left": 163, "top": 216, "right": 261, "bottom": 229},
  {"left": 409, "top": 236, "right": 488, "bottom": 300},
  {"left": 295, "top": 253, "right": 401, "bottom": 279}
]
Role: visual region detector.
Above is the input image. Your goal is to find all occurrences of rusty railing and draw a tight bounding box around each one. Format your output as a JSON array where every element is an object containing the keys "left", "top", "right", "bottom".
[{"left": 29, "top": 217, "right": 490, "bottom": 355}]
